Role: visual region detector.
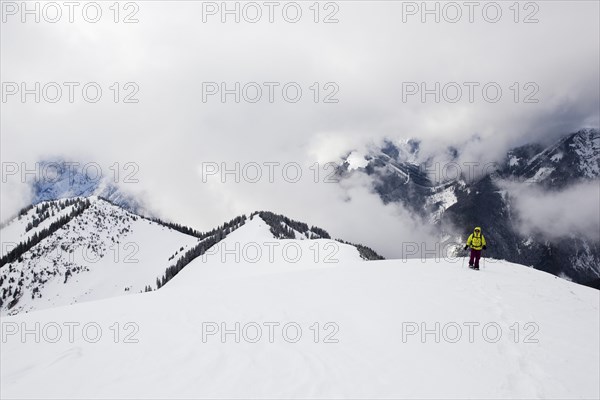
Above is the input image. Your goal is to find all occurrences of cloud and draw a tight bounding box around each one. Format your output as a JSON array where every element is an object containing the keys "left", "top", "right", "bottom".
[
  {"left": 1, "top": 1, "right": 599, "bottom": 253},
  {"left": 500, "top": 181, "right": 600, "bottom": 241}
]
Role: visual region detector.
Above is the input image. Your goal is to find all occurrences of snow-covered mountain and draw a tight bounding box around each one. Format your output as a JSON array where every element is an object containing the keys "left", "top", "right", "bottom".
[
  {"left": 504, "top": 128, "right": 600, "bottom": 186},
  {"left": 0, "top": 197, "right": 199, "bottom": 316},
  {"left": 0, "top": 201, "right": 382, "bottom": 316},
  {"left": 450, "top": 129, "right": 600, "bottom": 285},
  {"left": 340, "top": 129, "right": 600, "bottom": 286},
  {"left": 1, "top": 220, "right": 598, "bottom": 399},
  {"left": 344, "top": 138, "right": 461, "bottom": 225}
]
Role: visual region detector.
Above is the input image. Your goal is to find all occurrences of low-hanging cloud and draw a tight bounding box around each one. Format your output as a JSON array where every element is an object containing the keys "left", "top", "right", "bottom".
[{"left": 501, "top": 180, "right": 600, "bottom": 242}]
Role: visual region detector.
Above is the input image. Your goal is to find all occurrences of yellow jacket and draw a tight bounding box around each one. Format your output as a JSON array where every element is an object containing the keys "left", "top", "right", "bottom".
[{"left": 467, "top": 227, "right": 486, "bottom": 250}]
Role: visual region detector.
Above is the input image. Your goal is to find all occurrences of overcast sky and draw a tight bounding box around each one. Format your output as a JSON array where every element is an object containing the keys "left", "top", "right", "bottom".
[{"left": 1, "top": 1, "right": 599, "bottom": 256}]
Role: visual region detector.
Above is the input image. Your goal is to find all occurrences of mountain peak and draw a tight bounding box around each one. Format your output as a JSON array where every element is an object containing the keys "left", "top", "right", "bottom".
[
  {"left": 504, "top": 128, "right": 600, "bottom": 186},
  {"left": 0, "top": 197, "right": 199, "bottom": 315},
  {"left": 1, "top": 200, "right": 384, "bottom": 315}
]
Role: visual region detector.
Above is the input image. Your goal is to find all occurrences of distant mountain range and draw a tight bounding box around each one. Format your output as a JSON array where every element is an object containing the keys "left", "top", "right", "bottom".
[{"left": 339, "top": 129, "right": 600, "bottom": 286}]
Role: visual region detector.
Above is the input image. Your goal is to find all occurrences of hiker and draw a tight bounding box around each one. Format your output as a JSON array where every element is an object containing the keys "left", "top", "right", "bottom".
[{"left": 464, "top": 226, "right": 487, "bottom": 270}]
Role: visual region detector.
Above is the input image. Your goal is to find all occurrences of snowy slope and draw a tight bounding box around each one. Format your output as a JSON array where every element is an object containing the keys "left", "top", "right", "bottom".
[
  {"left": 1, "top": 219, "right": 598, "bottom": 399},
  {"left": 171, "top": 215, "right": 365, "bottom": 283},
  {"left": 508, "top": 128, "right": 600, "bottom": 186},
  {"left": 570, "top": 128, "right": 600, "bottom": 178},
  {"left": 1, "top": 199, "right": 81, "bottom": 258},
  {"left": 0, "top": 197, "right": 198, "bottom": 316}
]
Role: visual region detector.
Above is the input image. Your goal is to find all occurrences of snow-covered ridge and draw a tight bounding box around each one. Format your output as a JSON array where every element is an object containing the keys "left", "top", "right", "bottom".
[
  {"left": 517, "top": 129, "right": 600, "bottom": 184},
  {"left": 570, "top": 128, "right": 600, "bottom": 178},
  {"left": 0, "top": 197, "right": 198, "bottom": 316},
  {"left": 255, "top": 210, "right": 332, "bottom": 240},
  {"left": 1, "top": 200, "right": 385, "bottom": 316},
  {"left": 1, "top": 198, "right": 85, "bottom": 258},
  {"left": 167, "top": 215, "right": 368, "bottom": 284}
]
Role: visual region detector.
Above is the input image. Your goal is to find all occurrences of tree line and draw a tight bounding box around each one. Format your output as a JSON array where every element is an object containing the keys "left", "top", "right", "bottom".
[
  {"left": 335, "top": 239, "right": 385, "bottom": 261},
  {"left": 98, "top": 196, "right": 214, "bottom": 239},
  {"left": 0, "top": 199, "right": 91, "bottom": 267},
  {"left": 154, "top": 215, "right": 247, "bottom": 289},
  {"left": 252, "top": 211, "right": 331, "bottom": 239}
]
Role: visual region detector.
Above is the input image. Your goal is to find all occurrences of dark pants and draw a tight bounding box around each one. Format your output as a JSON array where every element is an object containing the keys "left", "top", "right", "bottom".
[{"left": 469, "top": 249, "right": 482, "bottom": 268}]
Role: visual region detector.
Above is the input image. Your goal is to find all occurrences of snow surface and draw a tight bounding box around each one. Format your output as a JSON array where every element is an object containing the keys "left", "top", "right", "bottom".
[
  {"left": 529, "top": 167, "right": 555, "bottom": 183},
  {"left": 550, "top": 152, "right": 563, "bottom": 163},
  {"left": 1, "top": 216, "right": 598, "bottom": 399},
  {"left": 346, "top": 151, "right": 369, "bottom": 170},
  {"left": 1, "top": 200, "right": 80, "bottom": 258},
  {"left": 425, "top": 186, "right": 458, "bottom": 224}
]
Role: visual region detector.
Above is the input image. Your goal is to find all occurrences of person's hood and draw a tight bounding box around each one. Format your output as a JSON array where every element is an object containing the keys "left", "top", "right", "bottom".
[{"left": 473, "top": 227, "right": 482, "bottom": 236}]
